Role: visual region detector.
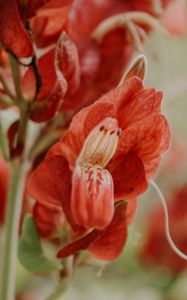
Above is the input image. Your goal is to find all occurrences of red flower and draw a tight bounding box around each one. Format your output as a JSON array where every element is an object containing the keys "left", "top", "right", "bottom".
[
  {"left": 140, "top": 184, "right": 187, "bottom": 273},
  {"left": 0, "top": 0, "right": 33, "bottom": 63},
  {"left": 22, "top": 32, "right": 80, "bottom": 122},
  {"left": 28, "top": 74, "right": 170, "bottom": 260},
  {"left": 162, "top": 0, "right": 187, "bottom": 36},
  {"left": 0, "top": 156, "right": 9, "bottom": 224}
]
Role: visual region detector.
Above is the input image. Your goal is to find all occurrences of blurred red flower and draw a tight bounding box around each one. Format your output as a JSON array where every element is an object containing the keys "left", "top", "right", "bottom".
[
  {"left": 28, "top": 76, "right": 170, "bottom": 260},
  {"left": 140, "top": 184, "right": 187, "bottom": 273}
]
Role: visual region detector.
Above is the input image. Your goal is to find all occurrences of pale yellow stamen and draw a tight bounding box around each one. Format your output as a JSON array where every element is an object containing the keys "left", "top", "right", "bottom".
[{"left": 77, "top": 117, "right": 121, "bottom": 168}]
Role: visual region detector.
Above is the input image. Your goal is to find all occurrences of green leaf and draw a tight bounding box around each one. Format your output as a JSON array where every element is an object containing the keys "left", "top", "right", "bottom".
[{"left": 18, "top": 215, "right": 60, "bottom": 273}]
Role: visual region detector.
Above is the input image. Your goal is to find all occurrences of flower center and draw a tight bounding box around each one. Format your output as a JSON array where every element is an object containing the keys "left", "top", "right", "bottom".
[{"left": 77, "top": 117, "right": 121, "bottom": 168}]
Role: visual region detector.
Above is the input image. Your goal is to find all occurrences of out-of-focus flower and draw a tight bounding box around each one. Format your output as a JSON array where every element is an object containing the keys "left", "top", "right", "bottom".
[
  {"left": 162, "top": 0, "right": 187, "bottom": 36},
  {"left": 140, "top": 184, "right": 187, "bottom": 273},
  {"left": 28, "top": 74, "right": 170, "bottom": 260},
  {"left": 21, "top": 32, "right": 80, "bottom": 122},
  {"left": 0, "top": 156, "right": 9, "bottom": 224},
  {"left": 0, "top": 0, "right": 33, "bottom": 63}
]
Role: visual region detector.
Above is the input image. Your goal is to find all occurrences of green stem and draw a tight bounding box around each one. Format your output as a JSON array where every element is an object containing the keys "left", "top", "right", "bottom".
[
  {"left": 0, "top": 160, "right": 29, "bottom": 300},
  {"left": 9, "top": 54, "right": 22, "bottom": 101},
  {"left": 0, "top": 117, "right": 9, "bottom": 160},
  {"left": 0, "top": 100, "right": 30, "bottom": 300},
  {"left": 46, "top": 256, "right": 74, "bottom": 300},
  {"left": 46, "top": 279, "right": 69, "bottom": 300}
]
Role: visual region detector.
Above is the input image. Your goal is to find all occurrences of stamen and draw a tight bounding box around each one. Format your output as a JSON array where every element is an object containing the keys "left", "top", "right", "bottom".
[
  {"left": 77, "top": 117, "right": 121, "bottom": 168},
  {"left": 151, "top": 181, "right": 187, "bottom": 261}
]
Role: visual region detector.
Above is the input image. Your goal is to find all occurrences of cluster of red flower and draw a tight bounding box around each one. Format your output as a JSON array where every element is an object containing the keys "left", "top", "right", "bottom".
[{"left": 0, "top": 0, "right": 186, "bottom": 266}]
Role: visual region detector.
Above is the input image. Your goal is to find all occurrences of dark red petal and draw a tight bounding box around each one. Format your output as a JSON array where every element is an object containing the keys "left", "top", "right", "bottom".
[
  {"left": 115, "top": 114, "right": 171, "bottom": 177},
  {"left": 27, "top": 155, "right": 71, "bottom": 209},
  {"left": 29, "top": 83, "right": 65, "bottom": 122},
  {"left": 27, "top": 155, "right": 80, "bottom": 230},
  {"left": 23, "top": 48, "right": 67, "bottom": 122},
  {"left": 0, "top": 0, "right": 33, "bottom": 60},
  {"left": 22, "top": 49, "right": 56, "bottom": 101},
  {"left": 7, "top": 121, "right": 24, "bottom": 159},
  {"left": 57, "top": 229, "right": 101, "bottom": 258},
  {"left": 91, "top": 28, "right": 133, "bottom": 100},
  {"left": 62, "top": 40, "right": 100, "bottom": 110},
  {"left": 57, "top": 202, "right": 127, "bottom": 260},
  {"left": 110, "top": 152, "right": 148, "bottom": 200},
  {"left": 33, "top": 202, "right": 64, "bottom": 238},
  {"left": 88, "top": 202, "right": 127, "bottom": 260}
]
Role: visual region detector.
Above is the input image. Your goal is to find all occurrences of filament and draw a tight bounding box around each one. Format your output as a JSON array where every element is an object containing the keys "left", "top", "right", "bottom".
[{"left": 151, "top": 181, "right": 187, "bottom": 261}]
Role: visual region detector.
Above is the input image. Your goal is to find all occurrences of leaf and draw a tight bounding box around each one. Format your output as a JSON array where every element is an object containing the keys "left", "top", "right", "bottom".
[{"left": 18, "top": 215, "right": 60, "bottom": 273}]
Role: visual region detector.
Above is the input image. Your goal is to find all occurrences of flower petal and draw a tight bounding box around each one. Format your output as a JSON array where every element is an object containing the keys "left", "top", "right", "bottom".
[
  {"left": 109, "top": 151, "right": 148, "bottom": 200},
  {"left": 88, "top": 201, "right": 127, "bottom": 260},
  {"left": 115, "top": 114, "right": 171, "bottom": 177},
  {"left": 27, "top": 0, "right": 74, "bottom": 18},
  {"left": 33, "top": 202, "right": 64, "bottom": 238},
  {"left": 55, "top": 32, "right": 81, "bottom": 96},
  {"left": 57, "top": 229, "right": 101, "bottom": 258},
  {"left": 71, "top": 164, "right": 114, "bottom": 229},
  {"left": 117, "top": 88, "right": 162, "bottom": 129},
  {"left": 57, "top": 201, "right": 127, "bottom": 260},
  {"left": 91, "top": 28, "right": 133, "bottom": 99},
  {"left": 27, "top": 155, "right": 71, "bottom": 209},
  {"left": 0, "top": 0, "right": 33, "bottom": 60},
  {"left": 27, "top": 155, "right": 81, "bottom": 230}
]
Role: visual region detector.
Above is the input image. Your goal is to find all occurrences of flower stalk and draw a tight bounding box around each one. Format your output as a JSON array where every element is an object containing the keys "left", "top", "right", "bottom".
[{"left": 0, "top": 159, "right": 29, "bottom": 300}]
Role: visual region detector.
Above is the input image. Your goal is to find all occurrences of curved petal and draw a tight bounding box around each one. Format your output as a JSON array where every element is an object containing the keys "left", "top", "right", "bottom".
[
  {"left": 109, "top": 152, "right": 148, "bottom": 200},
  {"left": 62, "top": 40, "right": 100, "bottom": 110},
  {"left": 22, "top": 49, "right": 56, "bottom": 101},
  {"left": 29, "top": 83, "right": 65, "bottom": 122},
  {"left": 27, "top": 0, "right": 74, "bottom": 18},
  {"left": 27, "top": 155, "right": 80, "bottom": 230},
  {"left": 30, "top": 2, "right": 73, "bottom": 47},
  {"left": 114, "top": 114, "right": 171, "bottom": 175},
  {"left": 117, "top": 88, "right": 162, "bottom": 129},
  {"left": 91, "top": 28, "right": 133, "bottom": 100},
  {"left": 27, "top": 155, "right": 71, "bottom": 209},
  {"left": 57, "top": 201, "right": 127, "bottom": 260},
  {"left": 56, "top": 32, "right": 81, "bottom": 96},
  {"left": 71, "top": 164, "right": 114, "bottom": 229},
  {"left": 88, "top": 201, "right": 127, "bottom": 260},
  {"left": 0, "top": 0, "right": 33, "bottom": 60},
  {"left": 33, "top": 202, "right": 64, "bottom": 238},
  {"left": 57, "top": 229, "right": 101, "bottom": 258}
]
